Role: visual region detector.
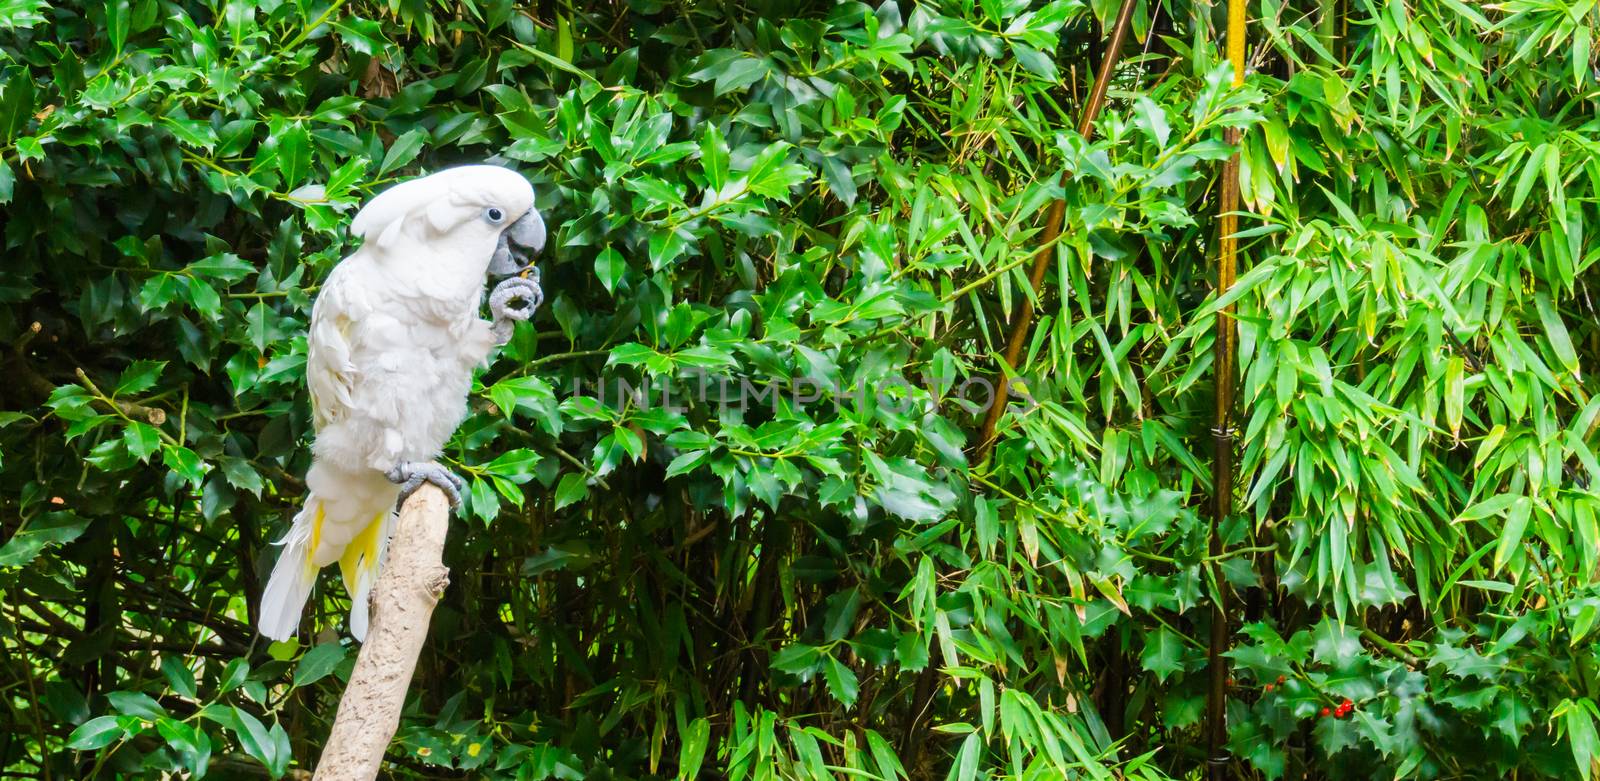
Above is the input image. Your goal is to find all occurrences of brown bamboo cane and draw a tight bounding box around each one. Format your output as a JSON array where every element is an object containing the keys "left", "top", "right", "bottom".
[
  {"left": 313, "top": 485, "right": 451, "bottom": 780},
  {"left": 1205, "top": 0, "right": 1249, "bottom": 776},
  {"left": 972, "top": 0, "right": 1137, "bottom": 464}
]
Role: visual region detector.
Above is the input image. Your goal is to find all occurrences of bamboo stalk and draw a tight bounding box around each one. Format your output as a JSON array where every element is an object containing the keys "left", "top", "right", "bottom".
[
  {"left": 972, "top": 0, "right": 1137, "bottom": 464},
  {"left": 1318, "top": 0, "right": 1341, "bottom": 63},
  {"left": 1205, "top": 0, "right": 1249, "bottom": 776},
  {"left": 313, "top": 485, "right": 452, "bottom": 780}
]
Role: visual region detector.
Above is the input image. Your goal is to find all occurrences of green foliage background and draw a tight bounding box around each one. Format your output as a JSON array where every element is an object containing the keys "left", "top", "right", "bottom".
[{"left": 2, "top": 0, "right": 1599, "bottom": 777}]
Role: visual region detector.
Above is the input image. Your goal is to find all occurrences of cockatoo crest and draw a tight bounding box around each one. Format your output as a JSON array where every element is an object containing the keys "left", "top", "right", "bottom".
[{"left": 350, "top": 165, "right": 545, "bottom": 268}]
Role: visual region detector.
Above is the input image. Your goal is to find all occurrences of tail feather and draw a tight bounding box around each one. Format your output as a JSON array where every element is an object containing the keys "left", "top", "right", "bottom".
[
  {"left": 258, "top": 502, "right": 322, "bottom": 641},
  {"left": 256, "top": 463, "right": 399, "bottom": 642},
  {"left": 338, "top": 512, "right": 392, "bottom": 642}
]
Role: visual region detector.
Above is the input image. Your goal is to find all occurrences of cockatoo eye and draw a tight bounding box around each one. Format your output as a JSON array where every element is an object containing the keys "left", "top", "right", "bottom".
[{"left": 484, "top": 207, "right": 506, "bottom": 224}]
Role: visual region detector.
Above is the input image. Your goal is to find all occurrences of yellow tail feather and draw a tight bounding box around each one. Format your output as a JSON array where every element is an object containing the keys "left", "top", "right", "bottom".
[
  {"left": 307, "top": 502, "right": 326, "bottom": 566},
  {"left": 337, "top": 511, "right": 387, "bottom": 596}
]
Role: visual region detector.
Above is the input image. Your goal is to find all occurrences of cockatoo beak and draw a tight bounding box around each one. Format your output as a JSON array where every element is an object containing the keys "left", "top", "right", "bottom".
[{"left": 488, "top": 208, "right": 546, "bottom": 277}]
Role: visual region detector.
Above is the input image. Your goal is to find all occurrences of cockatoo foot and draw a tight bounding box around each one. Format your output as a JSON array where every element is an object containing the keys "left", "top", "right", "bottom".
[
  {"left": 489, "top": 272, "right": 544, "bottom": 346},
  {"left": 385, "top": 461, "right": 465, "bottom": 511}
]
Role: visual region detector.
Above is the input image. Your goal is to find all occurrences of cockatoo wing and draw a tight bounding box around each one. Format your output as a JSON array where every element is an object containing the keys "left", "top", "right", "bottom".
[{"left": 305, "top": 263, "right": 364, "bottom": 429}]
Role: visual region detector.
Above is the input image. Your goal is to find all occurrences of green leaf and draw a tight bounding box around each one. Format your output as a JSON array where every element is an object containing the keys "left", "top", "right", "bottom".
[
  {"left": 744, "top": 142, "right": 809, "bottom": 200},
  {"left": 1312, "top": 618, "right": 1362, "bottom": 667},
  {"left": 824, "top": 587, "right": 862, "bottom": 642},
  {"left": 947, "top": 732, "right": 981, "bottom": 781},
  {"left": 700, "top": 125, "right": 729, "bottom": 193},
  {"left": 229, "top": 707, "right": 284, "bottom": 776},
  {"left": 647, "top": 229, "right": 689, "bottom": 270},
  {"left": 246, "top": 303, "right": 274, "bottom": 352},
  {"left": 107, "top": 691, "right": 166, "bottom": 720},
  {"left": 823, "top": 655, "right": 860, "bottom": 708},
  {"left": 267, "top": 722, "right": 291, "bottom": 776},
  {"left": 676, "top": 717, "right": 711, "bottom": 781},
  {"left": 1009, "top": 44, "right": 1057, "bottom": 81},
  {"left": 379, "top": 128, "right": 428, "bottom": 176},
  {"left": 267, "top": 638, "right": 299, "bottom": 662},
  {"left": 1444, "top": 355, "right": 1464, "bottom": 435},
  {"left": 124, "top": 421, "right": 162, "bottom": 462},
  {"left": 293, "top": 642, "right": 347, "bottom": 688},
  {"left": 66, "top": 715, "right": 125, "bottom": 750},
  {"left": 161, "top": 658, "right": 197, "bottom": 700},
  {"left": 469, "top": 476, "right": 499, "bottom": 523},
  {"left": 690, "top": 55, "right": 769, "bottom": 95},
  {"left": 819, "top": 155, "right": 857, "bottom": 205},
  {"left": 1134, "top": 95, "right": 1172, "bottom": 147},
  {"left": 594, "top": 247, "right": 625, "bottom": 293},
  {"left": 0, "top": 513, "right": 90, "bottom": 568},
  {"left": 487, "top": 375, "right": 562, "bottom": 436},
  {"left": 157, "top": 716, "right": 211, "bottom": 775},
  {"left": 276, "top": 123, "right": 312, "bottom": 187},
  {"left": 1458, "top": 493, "right": 1519, "bottom": 523},
  {"left": 219, "top": 456, "right": 265, "bottom": 496},
  {"left": 771, "top": 644, "right": 821, "bottom": 677},
  {"left": 185, "top": 276, "right": 221, "bottom": 317},
  {"left": 162, "top": 445, "right": 205, "bottom": 486},
  {"left": 0, "top": 0, "right": 47, "bottom": 30},
  {"left": 1535, "top": 293, "right": 1578, "bottom": 375},
  {"left": 1568, "top": 700, "right": 1598, "bottom": 780},
  {"left": 485, "top": 448, "right": 542, "bottom": 483},
  {"left": 553, "top": 472, "right": 588, "bottom": 510},
  {"left": 218, "top": 659, "right": 249, "bottom": 693},
  {"left": 185, "top": 251, "right": 254, "bottom": 281},
  {"left": 115, "top": 360, "right": 166, "bottom": 395},
  {"left": 1139, "top": 627, "right": 1184, "bottom": 682},
  {"left": 105, "top": 0, "right": 129, "bottom": 53},
  {"left": 521, "top": 541, "right": 594, "bottom": 576},
  {"left": 664, "top": 450, "right": 706, "bottom": 478},
  {"left": 1493, "top": 496, "right": 1532, "bottom": 571},
  {"left": 1508, "top": 144, "right": 1545, "bottom": 215}
]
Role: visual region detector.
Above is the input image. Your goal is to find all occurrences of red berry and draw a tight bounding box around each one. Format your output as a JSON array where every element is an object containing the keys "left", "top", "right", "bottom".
[
  {"left": 1341, "top": 698, "right": 1353, "bottom": 707},
  {"left": 1264, "top": 684, "right": 1274, "bottom": 692},
  {"left": 1277, "top": 675, "right": 1286, "bottom": 684},
  {"left": 1320, "top": 707, "right": 1330, "bottom": 717}
]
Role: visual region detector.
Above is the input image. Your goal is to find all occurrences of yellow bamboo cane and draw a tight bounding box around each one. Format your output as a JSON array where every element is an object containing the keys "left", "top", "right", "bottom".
[{"left": 1205, "top": 0, "right": 1248, "bottom": 776}]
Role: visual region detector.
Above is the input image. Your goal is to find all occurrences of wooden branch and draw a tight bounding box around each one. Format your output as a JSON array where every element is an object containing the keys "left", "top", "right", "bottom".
[
  {"left": 972, "top": 0, "right": 1137, "bottom": 464},
  {"left": 312, "top": 485, "right": 451, "bottom": 780},
  {"left": 74, "top": 368, "right": 168, "bottom": 425},
  {"left": 9, "top": 322, "right": 58, "bottom": 399}
]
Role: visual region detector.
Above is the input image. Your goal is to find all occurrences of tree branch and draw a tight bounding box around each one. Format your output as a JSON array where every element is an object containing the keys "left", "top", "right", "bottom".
[{"left": 312, "top": 485, "right": 451, "bottom": 780}]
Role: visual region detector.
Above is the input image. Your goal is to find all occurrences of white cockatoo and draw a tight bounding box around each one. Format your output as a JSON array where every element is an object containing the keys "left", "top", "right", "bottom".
[{"left": 258, "top": 165, "right": 547, "bottom": 642}]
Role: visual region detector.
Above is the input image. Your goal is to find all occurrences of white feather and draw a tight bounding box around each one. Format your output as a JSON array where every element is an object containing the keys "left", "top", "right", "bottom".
[{"left": 258, "top": 508, "right": 317, "bottom": 642}]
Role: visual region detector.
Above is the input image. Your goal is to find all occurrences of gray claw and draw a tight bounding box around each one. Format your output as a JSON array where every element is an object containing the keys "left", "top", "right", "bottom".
[
  {"left": 385, "top": 461, "right": 464, "bottom": 511},
  {"left": 489, "top": 273, "right": 544, "bottom": 346}
]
